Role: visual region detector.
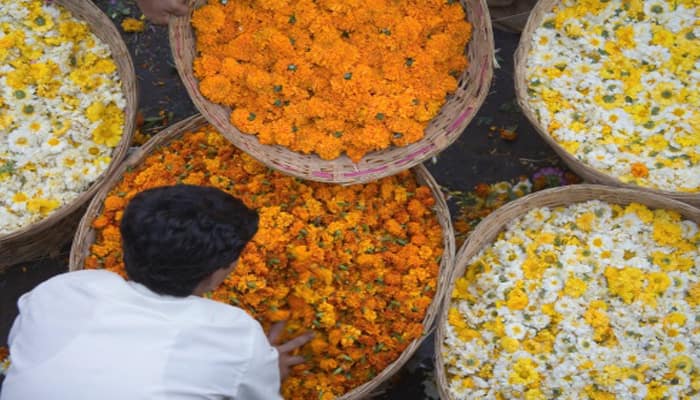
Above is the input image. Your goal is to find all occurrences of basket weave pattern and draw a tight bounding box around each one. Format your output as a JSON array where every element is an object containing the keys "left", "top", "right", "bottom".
[
  {"left": 0, "top": 0, "right": 137, "bottom": 271},
  {"left": 69, "top": 114, "right": 456, "bottom": 400},
  {"left": 169, "top": 0, "right": 494, "bottom": 184}
]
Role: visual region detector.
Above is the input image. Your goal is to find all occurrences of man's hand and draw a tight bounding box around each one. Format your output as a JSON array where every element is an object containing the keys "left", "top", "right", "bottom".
[
  {"left": 267, "top": 321, "right": 314, "bottom": 380},
  {"left": 135, "top": 0, "right": 188, "bottom": 25}
]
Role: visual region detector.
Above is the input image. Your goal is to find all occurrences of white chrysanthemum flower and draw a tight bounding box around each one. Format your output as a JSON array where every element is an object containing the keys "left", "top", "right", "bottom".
[{"left": 505, "top": 322, "right": 527, "bottom": 340}]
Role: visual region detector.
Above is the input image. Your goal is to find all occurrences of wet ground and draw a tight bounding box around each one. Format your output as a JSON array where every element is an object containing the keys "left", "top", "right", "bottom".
[{"left": 0, "top": 2, "right": 567, "bottom": 397}]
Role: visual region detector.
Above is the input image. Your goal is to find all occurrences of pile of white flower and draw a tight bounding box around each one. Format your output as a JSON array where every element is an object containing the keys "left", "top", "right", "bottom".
[
  {"left": 0, "top": 0, "right": 126, "bottom": 233},
  {"left": 526, "top": 0, "right": 699, "bottom": 192},
  {"left": 443, "top": 199, "right": 700, "bottom": 399}
]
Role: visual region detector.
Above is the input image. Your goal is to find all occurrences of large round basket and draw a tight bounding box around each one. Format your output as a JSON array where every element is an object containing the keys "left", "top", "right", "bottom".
[
  {"left": 513, "top": 0, "right": 700, "bottom": 208},
  {"left": 169, "top": 0, "right": 493, "bottom": 184},
  {"left": 0, "top": 0, "right": 137, "bottom": 271},
  {"left": 69, "top": 114, "right": 456, "bottom": 400},
  {"left": 435, "top": 184, "right": 700, "bottom": 400}
]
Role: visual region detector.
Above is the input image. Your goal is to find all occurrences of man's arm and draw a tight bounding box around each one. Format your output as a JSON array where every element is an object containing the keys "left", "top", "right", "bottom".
[
  {"left": 235, "top": 326, "right": 283, "bottom": 400},
  {"left": 135, "top": 0, "right": 188, "bottom": 24},
  {"left": 236, "top": 322, "right": 313, "bottom": 400}
]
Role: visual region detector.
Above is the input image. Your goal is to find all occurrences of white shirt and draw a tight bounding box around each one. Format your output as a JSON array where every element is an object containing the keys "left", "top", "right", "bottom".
[{"left": 0, "top": 270, "right": 282, "bottom": 400}]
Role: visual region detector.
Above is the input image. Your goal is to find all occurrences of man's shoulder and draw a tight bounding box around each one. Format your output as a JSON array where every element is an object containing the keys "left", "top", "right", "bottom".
[
  {"left": 186, "top": 297, "right": 261, "bottom": 330},
  {"left": 32, "top": 269, "right": 124, "bottom": 296}
]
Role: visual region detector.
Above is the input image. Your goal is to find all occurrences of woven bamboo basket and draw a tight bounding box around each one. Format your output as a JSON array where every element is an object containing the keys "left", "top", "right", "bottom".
[
  {"left": 513, "top": 0, "right": 700, "bottom": 208},
  {"left": 169, "top": 0, "right": 493, "bottom": 184},
  {"left": 0, "top": 0, "right": 137, "bottom": 271},
  {"left": 69, "top": 114, "right": 456, "bottom": 399},
  {"left": 435, "top": 184, "right": 700, "bottom": 399}
]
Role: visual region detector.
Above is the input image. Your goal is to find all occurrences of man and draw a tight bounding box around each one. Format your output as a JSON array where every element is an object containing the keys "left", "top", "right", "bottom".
[{"left": 1, "top": 185, "right": 313, "bottom": 399}]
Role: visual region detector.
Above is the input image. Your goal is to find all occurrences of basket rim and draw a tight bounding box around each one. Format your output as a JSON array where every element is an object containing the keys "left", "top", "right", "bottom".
[
  {"left": 169, "top": 0, "right": 495, "bottom": 184},
  {"left": 434, "top": 183, "right": 700, "bottom": 400},
  {"left": 0, "top": 0, "right": 137, "bottom": 244},
  {"left": 512, "top": 0, "right": 700, "bottom": 204},
  {"left": 68, "top": 114, "right": 457, "bottom": 400}
]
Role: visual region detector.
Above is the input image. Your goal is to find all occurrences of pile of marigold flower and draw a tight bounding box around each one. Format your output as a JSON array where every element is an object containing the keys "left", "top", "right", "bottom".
[
  {"left": 0, "top": 0, "right": 126, "bottom": 234},
  {"left": 525, "top": 0, "right": 699, "bottom": 192},
  {"left": 85, "top": 125, "right": 444, "bottom": 399},
  {"left": 191, "top": 0, "right": 471, "bottom": 161},
  {"left": 442, "top": 200, "right": 700, "bottom": 399}
]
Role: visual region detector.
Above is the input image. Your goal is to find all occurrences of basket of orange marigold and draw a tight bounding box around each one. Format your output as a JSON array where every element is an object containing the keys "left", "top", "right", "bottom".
[
  {"left": 169, "top": 0, "right": 493, "bottom": 183},
  {"left": 69, "top": 114, "right": 456, "bottom": 399}
]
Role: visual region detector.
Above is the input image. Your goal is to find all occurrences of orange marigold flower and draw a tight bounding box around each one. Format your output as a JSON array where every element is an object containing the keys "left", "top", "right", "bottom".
[
  {"left": 191, "top": 5, "right": 226, "bottom": 34},
  {"left": 199, "top": 75, "right": 233, "bottom": 105},
  {"left": 631, "top": 162, "right": 649, "bottom": 178},
  {"left": 92, "top": 215, "right": 110, "bottom": 229},
  {"left": 104, "top": 195, "right": 125, "bottom": 211}
]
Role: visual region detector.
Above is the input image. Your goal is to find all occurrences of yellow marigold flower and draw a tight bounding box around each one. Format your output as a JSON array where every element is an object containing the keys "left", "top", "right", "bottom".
[
  {"left": 584, "top": 300, "right": 616, "bottom": 344},
  {"left": 500, "top": 337, "right": 519, "bottom": 353},
  {"left": 121, "top": 18, "right": 145, "bottom": 33},
  {"left": 563, "top": 276, "right": 587, "bottom": 298},
  {"left": 663, "top": 312, "right": 687, "bottom": 329},
  {"left": 525, "top": 388, "right": 545, "bottom": 400},
  {"left": 506, "top": 284, "right": 529, "bottom": 311},
  {"left": 576, "top": 211, "right": 595, "bottom": 232},
  {"left": 26, "top": 197, "right": 60, "bottom": 215},
  {"left": 508, "top": 357, "right": 540, "bottom": 386},
  {"left": 652, "top": 219, "right": 682, "bottom": 246},
  {"left": 687, "top": 283, "right": 700, "bottom": 307},
  {"left": 646, "top": 381, "right": 669, "bottom": 400},
  {"left": 604, "top": 266, "right": 644, "bottom": 304},
  {"left": 646, "top": 272, "right": 670, "bottom": 295}
]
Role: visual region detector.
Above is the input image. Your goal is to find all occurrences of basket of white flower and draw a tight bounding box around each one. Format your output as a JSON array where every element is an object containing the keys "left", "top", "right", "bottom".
[
  {"left": 514, "top": 0, "right": 700, "bottom": 207},
  {"left": 436, "top": 184, "right": 700, "bottom": 399},
  {"left": 0, "top": 0, "right": 136, "bottom": 270}
]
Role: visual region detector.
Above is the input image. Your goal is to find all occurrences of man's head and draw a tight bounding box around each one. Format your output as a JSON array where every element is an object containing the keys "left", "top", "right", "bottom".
[{"left": 120, "top": 185, "right": 259, "bottom": 297}]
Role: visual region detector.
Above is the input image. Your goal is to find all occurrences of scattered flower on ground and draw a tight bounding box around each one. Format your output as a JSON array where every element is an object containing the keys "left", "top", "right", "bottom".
[
  {"left": 443, "top": 199, "right": 700, "bottom": 399},
  {"left": 120, "top": 17, "right": 145, "bottom": 33},
  {"left": 191, "top": 0, "right": 472, "bottom": 161},
  {"left": 85, "top": 125, "right": 444, "bottom": 399},
  {"left": 526, "top": 0, "right": 700, "bottom": 192},
  {"left": 0, "top": 0, "right": 126, "bottom": 234},
  {"left": 450, "top": 168, "right": 580, "bottom": 246}
]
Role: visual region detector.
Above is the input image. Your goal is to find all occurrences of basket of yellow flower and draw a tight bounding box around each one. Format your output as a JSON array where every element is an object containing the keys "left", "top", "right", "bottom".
[
  {"left": 436, "top": 184, "right": 700, "bottom": 399},
  {"left": 69, "top": 114, "right": 456, "bottom": 399},
  {"left": 514, "top": 0, "right": 700, "bottom": 207},
  {"left": 0, "top": 0, "right": 137, "bottom": 270},
  {"left": 169, "top": 0, "right": 493, "bottom": 184}
]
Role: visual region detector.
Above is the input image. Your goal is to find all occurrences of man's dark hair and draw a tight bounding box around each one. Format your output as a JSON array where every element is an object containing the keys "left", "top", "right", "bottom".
[{"left": 120, "top": 185, "right": 259, "bottom": 297}]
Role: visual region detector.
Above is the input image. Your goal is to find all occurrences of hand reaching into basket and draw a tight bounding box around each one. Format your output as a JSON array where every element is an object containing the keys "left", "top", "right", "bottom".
[
  {"left": 267, "top": 321, "right": 314, "bottom": 380},
  {"left": 136, "top": 0, "right": 188, "bottom": 25}
]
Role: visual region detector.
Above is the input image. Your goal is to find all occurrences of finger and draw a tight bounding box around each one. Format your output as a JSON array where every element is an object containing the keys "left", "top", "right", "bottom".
[
  {"left": 284, "top": 355, "right": 306, "bottom": 366},
  {"left": 267, "top": 321, "right": 286, "bottom": 344},
  {"left": 167, "top": 0, "right": 189, "bottom": 16},
  {"left": 277, "top": 332, "right": 314, "bottom": 353}
]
